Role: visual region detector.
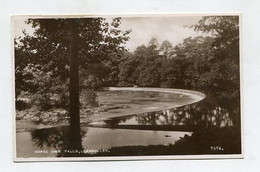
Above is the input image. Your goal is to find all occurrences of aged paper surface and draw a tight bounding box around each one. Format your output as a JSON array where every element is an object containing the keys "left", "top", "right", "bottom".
[{"left": 13, "top": 14, "right": 242, "bottom": 161}]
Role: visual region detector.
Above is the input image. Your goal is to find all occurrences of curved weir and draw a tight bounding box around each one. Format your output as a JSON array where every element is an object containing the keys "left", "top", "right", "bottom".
[
  {"left": 102, "top": 87, "right": 206, "bottom": 104},
  {"left": 90, "top": 87, "right": 206, "bottom": 122}
]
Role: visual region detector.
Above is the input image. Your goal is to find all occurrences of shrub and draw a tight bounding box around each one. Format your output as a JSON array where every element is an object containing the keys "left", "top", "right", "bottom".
[
  {"left": 33, "top": 93, "right": 53, "bottom": 111},
  {"left": 83, "top": 89, "right": 99, "bottom": 107},
  {"left": 15, "top": 100, "right": 30, "bottom": 111}
]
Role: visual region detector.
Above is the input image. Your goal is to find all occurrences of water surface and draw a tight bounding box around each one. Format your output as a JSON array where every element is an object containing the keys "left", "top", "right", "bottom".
[{"left": 16, "top": 90, "right": 241, "bottom": 157}]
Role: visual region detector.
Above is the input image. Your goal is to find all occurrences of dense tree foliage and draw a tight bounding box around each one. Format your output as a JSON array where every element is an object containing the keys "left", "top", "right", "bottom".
[
  {"left": 195, "top": 16, "right": 240, "bottom": 92},
  {"left": 15, "top": 18, "right": 130, "bottom": 93},
  {"left": 117, "top": 16, "right": 240, "bottom": 126},
  {"left": 15, "top": 18, "right": 130, "bottom": 114},
  {"left": 16, "top": 16, "right": 240, "bottom": 126},
  {"left": 117, "top": 16, "right": 239, "bottom": 95},
  {"left": 160, "top": 40, "right": 173, "bottom": 58},
  {"left": 118, "top": 38, "right": 162, "bottom": 87}
]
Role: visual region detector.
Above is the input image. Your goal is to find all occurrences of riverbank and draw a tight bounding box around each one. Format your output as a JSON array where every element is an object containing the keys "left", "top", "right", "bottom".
[{"left": 16, "top": 88, "right": 205, "bottom": 132}]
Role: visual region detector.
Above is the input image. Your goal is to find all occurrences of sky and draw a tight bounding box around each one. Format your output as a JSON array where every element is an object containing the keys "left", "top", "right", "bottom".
[
  {"left": 119, "top": 16, "right": 204, "bottom": 51},
  {"left": 13, "top": 15, "right": 206, "bottom": 52}
]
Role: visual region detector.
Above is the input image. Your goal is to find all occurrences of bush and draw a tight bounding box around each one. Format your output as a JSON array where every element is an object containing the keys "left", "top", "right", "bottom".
[
  {"left": 16, "top": 100, "right": 30, "bottom": 111},
  {"left": 83, "top": 89, "right": 99, "bottom": 107},
  {"left": 33, "top": 93, "right": 53, "bottom": 111},
  {"left": 82, "top": 75, "right": 103, "bottom": 90},
  {"left": 58, "top": 91, "right": 70, "bottom": 111}
]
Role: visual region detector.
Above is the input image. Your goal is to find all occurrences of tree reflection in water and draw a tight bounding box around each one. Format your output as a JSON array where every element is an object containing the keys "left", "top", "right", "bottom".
[
  {"left": 103, "top": 92, "right": 240, "bottom": 129},
  {"left": 94, "top": 92, "right": 241, "bottom": 155},
  {"left": 31, "top": 127, "right": 86, "bottom": 157},
  {"left": 30, "top": 92, "right": 241, "bottom": 156}
]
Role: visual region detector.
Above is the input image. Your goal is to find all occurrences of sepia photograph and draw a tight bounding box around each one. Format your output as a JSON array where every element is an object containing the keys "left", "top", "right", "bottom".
[{"left": 13, "top": 14, "right": 242, "bottom": 161}]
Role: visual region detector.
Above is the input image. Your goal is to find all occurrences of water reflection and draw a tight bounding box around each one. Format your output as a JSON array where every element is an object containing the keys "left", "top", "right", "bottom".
[
  {"left": 18, "top": 91, "right": 241, "bottom": 157},
  {"left": 17, "top": 126, "right": 191, "bottom": 157},
  {"left": 31, "top": 127, "right": 86, "bottom": 157},
  {"left": 101, "top": 94, "right": 239, "bottom": 128}
]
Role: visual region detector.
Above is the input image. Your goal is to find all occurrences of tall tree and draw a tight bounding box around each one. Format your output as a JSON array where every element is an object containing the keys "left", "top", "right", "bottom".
[
  {"left": 148, "top": 37, "right": 159, "bottom": 49},
  {"left": 160, "top": 40, "right": 173, "bottom": 59},
  {"left": 68, "top": 19, "right": 80, "bottom": 146},
  {"left": 193, "top": 16, "right": 240, "bottom": 126},
  {"left": 163, "top": 36, "right": 214, "bottom": 89},
  {"left": 193, "top": 16, "right": 240, "bottom": 94},
  {"left": 15, "top": 17, "right": 130, "bottom": 137},
  {"left": 118, "top": 43, "right": 162, "bottom": 87}
]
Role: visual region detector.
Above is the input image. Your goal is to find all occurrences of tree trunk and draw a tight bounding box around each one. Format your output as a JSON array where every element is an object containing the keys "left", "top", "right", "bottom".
[{"left": 69, "top": 19, "right": 82, "bottom": 150}]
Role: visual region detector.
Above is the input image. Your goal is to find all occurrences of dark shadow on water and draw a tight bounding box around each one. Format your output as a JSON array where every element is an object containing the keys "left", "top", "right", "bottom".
[
  {"left": 95, "top": 127, "right": 241, "bottom": 156},
  {"left": 31, "top": 127, "right": 86, "bottom": 157},
  {"left": 101, "top": 92, "right": 240, "bottom": 129},
  {"left": 27, "top": 91, "right": 241, "bottom": 157},
  {"left": 30, "top": 125, "right": 241, "bottom": 156},
  {"left": 98, "top": 128, "right": 241, "bottom": 156}
]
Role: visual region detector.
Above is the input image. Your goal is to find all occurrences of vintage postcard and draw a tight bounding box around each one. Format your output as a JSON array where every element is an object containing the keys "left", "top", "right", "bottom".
[{"left": 13, "top": 14, "right": 242, "bottom": 161}]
